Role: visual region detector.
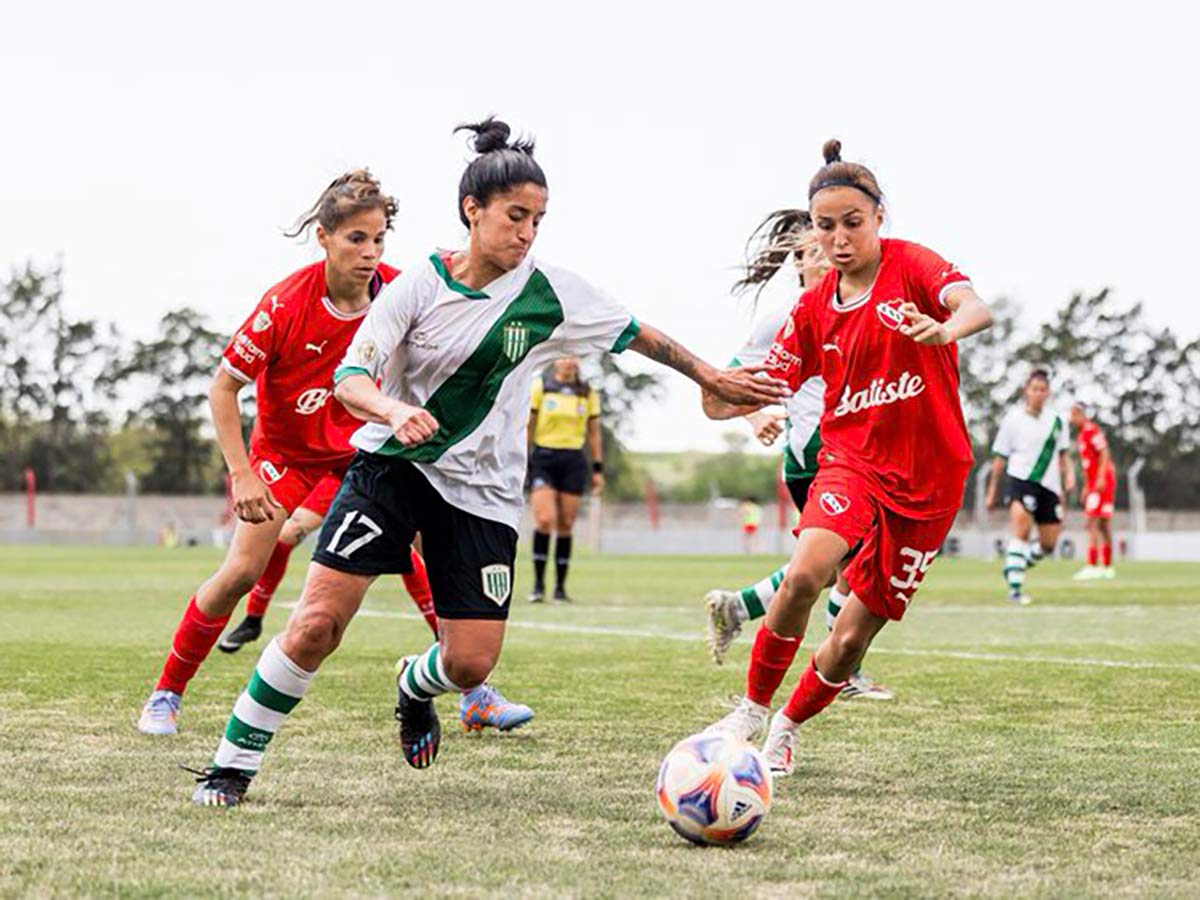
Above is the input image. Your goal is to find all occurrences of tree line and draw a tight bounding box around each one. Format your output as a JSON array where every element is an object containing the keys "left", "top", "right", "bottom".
[{"left": 3, "top": 262, "right": 1198, "bottom": 507}]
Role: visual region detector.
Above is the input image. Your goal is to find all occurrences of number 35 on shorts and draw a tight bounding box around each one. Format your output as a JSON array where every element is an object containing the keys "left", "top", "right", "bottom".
[
  {"left": 889, "top": 547, "right": 939, "bottom": 607},
  {"left": 325, "top": 510, "right": 383, "bottom": 559}
]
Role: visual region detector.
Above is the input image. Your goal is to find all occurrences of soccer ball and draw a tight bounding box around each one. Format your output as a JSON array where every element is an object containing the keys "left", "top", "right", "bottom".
[{"left": 655, "top": 731, "right": 773, "bottom": 846}]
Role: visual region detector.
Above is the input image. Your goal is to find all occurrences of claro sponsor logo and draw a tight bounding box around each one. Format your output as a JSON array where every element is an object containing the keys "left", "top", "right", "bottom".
[{"left": 833, "top": 371, "right": 925, "bottom": 417}]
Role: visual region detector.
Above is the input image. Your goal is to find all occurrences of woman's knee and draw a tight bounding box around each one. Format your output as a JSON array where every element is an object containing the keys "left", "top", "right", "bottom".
[
  {"left": 442, "top": 648, "right": 499, "bottom": 690},
  {"left": 215, "top": 558, "right": 265, "bottom": 599},
  {"left": 287, "top": 608, "right": 343, "bottom": 660},
  {"left": 780, "top": 563, "right": 829, "bottom": 604},
  {"left": 828, "top": 627, "right": 869, "bottom": 667}
]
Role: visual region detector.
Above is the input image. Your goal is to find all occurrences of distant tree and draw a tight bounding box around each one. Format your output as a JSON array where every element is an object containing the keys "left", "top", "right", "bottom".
[
  {"left": 113, "top": 308, "right": 227, "bottom": 494},
  {"left": 593, "top": 355, "right": 663, "bottom": 501}
]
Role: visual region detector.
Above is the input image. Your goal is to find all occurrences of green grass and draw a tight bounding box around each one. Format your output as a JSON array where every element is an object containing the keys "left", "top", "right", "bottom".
[{"left": 1, "top": 545, "right": 1198, "bottom": 898}]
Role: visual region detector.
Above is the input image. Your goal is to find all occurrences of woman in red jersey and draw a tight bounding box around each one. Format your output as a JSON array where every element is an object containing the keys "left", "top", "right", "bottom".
[
  {"left": 137, "top": 171, "right": 401, "bottom": 735},
  {"left": 702, "top": 140, "right": 994, "bottom": 775}
]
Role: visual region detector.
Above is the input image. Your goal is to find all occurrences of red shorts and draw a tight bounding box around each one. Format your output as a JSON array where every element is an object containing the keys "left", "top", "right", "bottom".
[
  {"left": 248, "top": 449, "right": 350, "bottom": 515},
  {"left": 1083, "top": 478, "right": 1115, "bottom": 520},
  {"left": 799, "top": 465, "right": 956, "bottom": 621}
]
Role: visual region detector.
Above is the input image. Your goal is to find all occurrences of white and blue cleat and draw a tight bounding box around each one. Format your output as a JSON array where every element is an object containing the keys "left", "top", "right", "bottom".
[
  {"left": 459, "top": 684, "right": 534, "bottom": 732},
  {"left": 138, "top": 689, "right": 182, "bottom": 735}
]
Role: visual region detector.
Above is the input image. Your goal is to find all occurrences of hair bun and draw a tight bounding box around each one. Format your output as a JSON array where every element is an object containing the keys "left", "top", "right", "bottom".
[
  {"left": 457, "top": 116, "right": 512, "bottom": 154},
  {"left": 822, "top": 139, "right": 842, "bottom": 165}
]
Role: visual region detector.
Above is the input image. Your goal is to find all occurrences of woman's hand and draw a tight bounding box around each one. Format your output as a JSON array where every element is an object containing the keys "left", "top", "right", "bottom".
[
  {"left": 746, "top": 409, "right": 786, "bottom": 446},
  {"left": 898, "top": 302, "right": 953, "bottom": 345},
  {"left": 592, "top": 471, "right": 606, "bottom": 494},
  {"left": 231, "top": 468, "right": 283, "bottom": 524},
  {"left": 387, "top": 403, "right": 440, "bottom": 447},
  {"left": 707, "top": 365, "right": 792, "bottom": 407}
]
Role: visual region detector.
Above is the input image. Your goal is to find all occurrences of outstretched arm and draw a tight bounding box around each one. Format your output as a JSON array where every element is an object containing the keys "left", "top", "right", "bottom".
[
  {"left": 900, "top": 286, "right": 994, "bottom": 346},
  {"left": 334, "top": 374, "right": 440, "bottom": 447},
  {"left": 630, "top": 322, "right": 789, "bottom": 409}
]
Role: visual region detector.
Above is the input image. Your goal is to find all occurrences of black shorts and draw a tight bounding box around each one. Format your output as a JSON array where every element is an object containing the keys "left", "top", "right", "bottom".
[
  {"left": 312, "top": 452, "right": 518, "bottom": 620},
  {"left": 1004, "top": 475, "right": 1063, "bottom": 525},
  {"left": 528, "top": 447, "right": 588, "bottom": 495},
  {"left": 786, "top": 476, "right": 815, "bottom": 511}
]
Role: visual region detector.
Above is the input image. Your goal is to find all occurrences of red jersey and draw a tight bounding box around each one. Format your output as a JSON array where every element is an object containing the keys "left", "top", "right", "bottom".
[
  {"left": 221, "top": 262, "right": 400, "bottom": 466},
  {"left": 1077, "top": 419, "right": 1115, "bottom": 488},
  {"left": 765, "top": 239, "right": 974, "bottom": 518}
]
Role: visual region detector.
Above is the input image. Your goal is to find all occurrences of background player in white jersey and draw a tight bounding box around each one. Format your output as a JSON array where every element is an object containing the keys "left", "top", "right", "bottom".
[
  {"left": 703, "top": 210, "right": 892, "bottom": 700},
  {"left": 188, "top": 117, "right": 788, "bottom": 805},
  {"left": 986, "top": 369, "right": 1075, "bottom": 604}
]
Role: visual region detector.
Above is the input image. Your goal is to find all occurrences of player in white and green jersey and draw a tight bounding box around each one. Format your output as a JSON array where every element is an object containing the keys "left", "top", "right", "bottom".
[
  {"left": 702, "top": 210, "right": 892, "bottom": 700},
  {"left": 985, "top": 368, "right": 1076, "bottom": 605},
  {"left": 188, "top": 117, "right": 790, "bottom": 805}
]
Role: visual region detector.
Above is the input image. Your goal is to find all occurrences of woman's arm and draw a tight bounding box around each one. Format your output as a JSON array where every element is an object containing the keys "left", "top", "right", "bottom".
[
  {"left": 985, "top": 455, "right": 1007, "bottom": 508},
  {"left": 586, "top": 416, "right": 605, "bottom": 493},
  {"left": 209, "top": 368, "right": 281, "bottom": 524},
  {"left": 899, "top": 287, "right": 994, "bottom": 345},
  {"left": 334, "top": 373, "right": 440, "bottom": 447},
  {"left": 630, "top": 322, "right": 789, "bottom": 409}
]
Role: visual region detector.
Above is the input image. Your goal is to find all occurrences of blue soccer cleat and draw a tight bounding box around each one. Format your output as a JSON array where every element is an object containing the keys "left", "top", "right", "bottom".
[
  {"left": 459, "top": 684, "right": 534, "bottom": 732},
  {"left": 138, "top": 689, "right": 182, "bottom": 735}
]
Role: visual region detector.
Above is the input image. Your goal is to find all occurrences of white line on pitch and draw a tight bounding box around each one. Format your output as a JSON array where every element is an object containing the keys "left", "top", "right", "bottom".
[{"left": 339, "top": 605, "right": 1200, "bottom": 673}]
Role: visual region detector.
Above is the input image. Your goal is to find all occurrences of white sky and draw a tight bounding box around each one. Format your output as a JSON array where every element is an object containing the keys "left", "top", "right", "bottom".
[{"left": 4, "top": 1, "right": 1197, "bottom": 451}]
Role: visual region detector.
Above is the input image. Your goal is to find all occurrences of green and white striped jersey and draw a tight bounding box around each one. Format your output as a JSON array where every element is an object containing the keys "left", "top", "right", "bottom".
[
  {"left": 334, "top": 252, "right": 640, "bottom": 528},
  {"left": 731, "top": 300, "right": 825, "bottom": 481},
  {"left": 992, "top": 405, "right": 1070, "bottom": 494}
]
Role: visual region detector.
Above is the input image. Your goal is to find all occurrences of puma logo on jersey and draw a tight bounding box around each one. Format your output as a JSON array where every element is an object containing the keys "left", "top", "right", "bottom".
[
  {"left": 269, "top": 295, "right": 283, "bottom": 313},
  {"left": 821, "top": 340, "right": 842, "bottom": 355},
  {"left": 875, "top": 299, "right": 906, "bottom": 331},
  {"left": 833, "top": 371, "right": 925, "bottom": 417},
  {"left": 818, "top": 492, "right": 851, "bottom": 516},
  {"left": 305, "top": 340, "right": 328, "bottom": 354},
  {"left": 295, "top": 388, "right": 331, "bottom": 416}
]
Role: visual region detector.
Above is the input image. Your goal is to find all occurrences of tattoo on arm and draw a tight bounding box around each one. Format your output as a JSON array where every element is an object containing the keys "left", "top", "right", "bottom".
[{"left": 632, "top": 326, "right": 702, "bottom": 381}]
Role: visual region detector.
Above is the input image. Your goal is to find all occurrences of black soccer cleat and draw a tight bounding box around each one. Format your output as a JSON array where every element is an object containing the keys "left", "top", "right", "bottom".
[
  {"left": 395, "top": 658, "right": 441, "bottom": 770},
  {"left": 552, "top": 587, "right": 572, "bottom": 604},
  {"left": 184, "top": 764, "right": 253, "bottom": 807},
  {"left": 217, "top": 616, "right": 263, "bottom": 654}
]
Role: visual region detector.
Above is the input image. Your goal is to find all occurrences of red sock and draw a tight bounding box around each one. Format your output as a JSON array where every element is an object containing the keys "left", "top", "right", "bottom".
[
  {"left": 746, "top": 625, "right": 801, "bottom": 707},
  {"left": 782, "top": 657, "right": 846, "bottom": 725},
  {"left": 246, "top": 541, "right": 294, "bottom": 617},
  {"left": 402, "top": 549, "right": 439, "bottom": 636},
  {"left": 155, "top": 596, "right": 230, "bottom": 695},
  {"left": 1087, "top": 545, "right": 1098, "bottom": 566},
  {"left": 1101, "top": 543, "right": 1112, "bottom": 567}
]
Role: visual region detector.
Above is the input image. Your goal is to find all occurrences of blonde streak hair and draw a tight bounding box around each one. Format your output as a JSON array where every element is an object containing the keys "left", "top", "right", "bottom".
[{"left": 284, "top": 168, "right": 400, "bottom": 239}]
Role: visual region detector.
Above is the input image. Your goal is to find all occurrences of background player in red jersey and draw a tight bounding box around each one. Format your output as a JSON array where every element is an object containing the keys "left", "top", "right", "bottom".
[
  {"left": 1070, "top": 402, "right": 1118, "bottom": 580},
  {"left": 137, "top": 171, "right": 401, "bottom": 735},
  {"left": 701, "top": 140, "right": 994, "bottom": 775}
]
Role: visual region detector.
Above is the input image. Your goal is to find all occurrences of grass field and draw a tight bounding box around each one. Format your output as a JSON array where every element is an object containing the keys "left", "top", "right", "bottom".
[{"left": 2, "top": 545, "right": 1198, "bottom": 898}]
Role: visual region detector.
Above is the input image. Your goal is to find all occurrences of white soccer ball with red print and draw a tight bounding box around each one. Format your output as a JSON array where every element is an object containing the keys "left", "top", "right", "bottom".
[{"left": 655, "top": 731, "right": 773, "bottom": 846}]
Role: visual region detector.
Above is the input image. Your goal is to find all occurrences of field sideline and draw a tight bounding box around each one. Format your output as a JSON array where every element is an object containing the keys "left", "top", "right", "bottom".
[{"left": 2, "top": 545, "right": 1198, "bottom": 897}]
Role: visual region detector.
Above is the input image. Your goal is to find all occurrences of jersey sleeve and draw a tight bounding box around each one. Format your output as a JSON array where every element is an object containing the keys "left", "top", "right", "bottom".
[
  {"left": 763, "top": 296, "right": 819, "bottom": 391},
  {"left": 220, "top": 292, "right": 287, "bottom": 384},
  {"left": 543, "top": 266, "right": 641, "bottom": 355},
  {"left": 334, "top": 268, "right": 419, "bottom": 384},
  {"left": 587, "top": 389, "right": 601, "bottom": 418},
  {"left": 991, "top": 412, "right": 1015, "bottom": 458},
  {"left": 731, "top": 302, "right": 789, "bottom": 368},
  {"left": 905, "top": 243, "right": 973, "bottom": 315},
  {"left": 1089, "top": 425, "right": 1108, "bottom": 453}
]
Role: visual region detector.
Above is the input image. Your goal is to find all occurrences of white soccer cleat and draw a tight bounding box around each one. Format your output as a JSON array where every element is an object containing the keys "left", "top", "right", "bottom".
[
  {"left": 1073, "top": 566, "right": 1100, "bottom": 581},
  {"left": 138, "top": 689, "right": 182, "bottom": 735},
  {"left": 705, "top": 697, "right": 769, "bottom": 742},
  {"left": 761, "top": 709, "right": 797, "bottom": 776},
  {"left": 1100, "top": 567, "right": 1116, "bottom": 580},
  {"left": 705, "top": 590, "right": 747, "bottom": 665},
  {"left": 1007, "top": 591, "right": 1033, "bottom": 606},
  {"left": 840, "top": 671, "right": 895, "bottom": 701}
]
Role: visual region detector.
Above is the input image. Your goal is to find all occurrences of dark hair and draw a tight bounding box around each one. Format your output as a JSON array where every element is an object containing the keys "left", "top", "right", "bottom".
[
  {"left": 1027, "top": 368, "right": 1051, "bottom": 384},
  {"left": 732, "top": 209, "right": 813, "bottom": 300},
  {"left": 808, "top": 139, "right": 883, "bottom": 206},
  {"left": 454, "top": 116, "right": 547, "bottom": 228},
  {"left": 285, "top": 169, "right": 398, "bottom": 239}
]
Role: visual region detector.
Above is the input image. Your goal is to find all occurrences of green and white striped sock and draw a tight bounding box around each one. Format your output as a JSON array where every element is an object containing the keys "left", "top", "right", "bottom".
[
  {"left": 824, "top": 585, "right": 848, "bottom": 632},
  {"left": 213, "top": 637, "right": 315, "bottom": 774},
  {"left": 398, "top": 642, "right": 463, "bottom": 702},
  {"left": 738, "top": 566, "right": 786, "bottom": 620},
  {"left": 1004, "top": 538, "right": 1029, "bottom": 593}
]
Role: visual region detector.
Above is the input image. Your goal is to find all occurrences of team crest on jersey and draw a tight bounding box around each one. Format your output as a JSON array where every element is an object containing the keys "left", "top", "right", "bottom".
[
  {"left": 818, "top": 492, "right": 851, "bottom": 516},
  {"left": 252, "top": 311, "right": 272, "bottom": 333},
  {"left": 259, "top": 460, "right": 287, "bottom": 485},
  {"left": 502, "top": 322, "right": 530, "bottom": 361},
  {"left": 875, "top": 299, "right": 906, "bottom": 331},
  {"left": 480, "top": 564, "right": 512, "bottom": 606}
]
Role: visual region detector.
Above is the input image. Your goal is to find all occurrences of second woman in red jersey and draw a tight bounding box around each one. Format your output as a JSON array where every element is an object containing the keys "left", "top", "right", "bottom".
[{"left": 702, "top": 140, "right": 994, "bottom": 775}]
